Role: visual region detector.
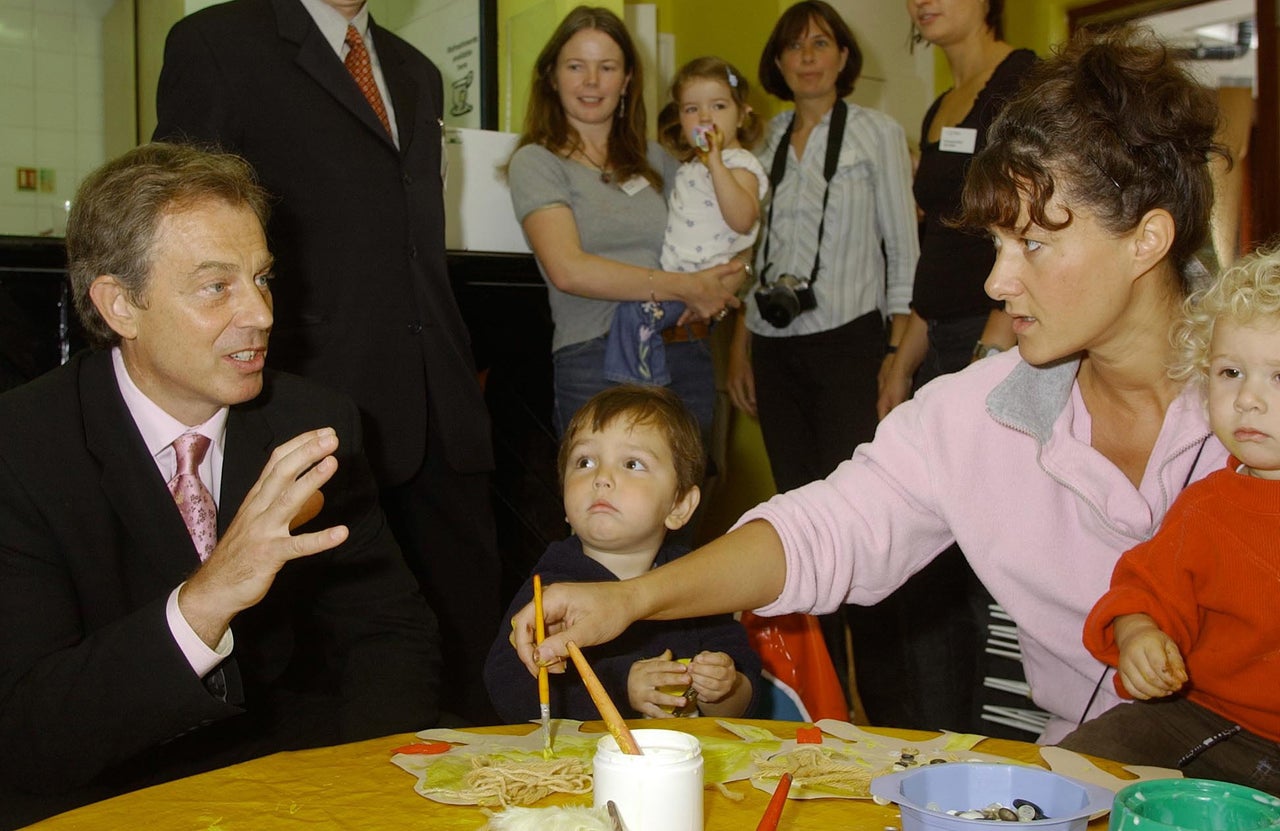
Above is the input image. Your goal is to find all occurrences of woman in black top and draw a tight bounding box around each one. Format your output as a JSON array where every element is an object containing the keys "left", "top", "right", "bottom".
[
  {"left": 848, "top": 0, "right": 1036, "bottom": 736},
  {"left": 880, "top": 1, "right": 1036, "bottom": 413}
]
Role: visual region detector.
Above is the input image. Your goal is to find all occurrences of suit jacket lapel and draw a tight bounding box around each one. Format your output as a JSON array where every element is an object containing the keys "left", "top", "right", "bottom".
[
  {"left": 219, "top": 400, "right": 274, "bottom": 539},
  {"left": 80, "top": 350, "right": 202, "bottom": 583},
  {"left": 271, "top": 0, "right": 398, "bottom": 150},
  {"left": 371, "top": 20, "right": 417, "bottom": 153}
]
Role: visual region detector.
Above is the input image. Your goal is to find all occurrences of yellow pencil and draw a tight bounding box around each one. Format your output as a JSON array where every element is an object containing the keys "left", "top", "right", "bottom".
[{"left": 533, "top": 574, "right": 552, "bottom": 758}]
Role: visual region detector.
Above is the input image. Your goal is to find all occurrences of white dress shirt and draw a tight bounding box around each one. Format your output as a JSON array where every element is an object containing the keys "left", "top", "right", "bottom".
[{"left": 299, "top": 0, "right": 401, "bottom": 147}]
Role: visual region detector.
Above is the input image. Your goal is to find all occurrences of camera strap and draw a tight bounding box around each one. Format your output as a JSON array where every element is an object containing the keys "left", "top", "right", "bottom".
[{"left": 759, "top": 98, "right": 848, "bottom": 289}]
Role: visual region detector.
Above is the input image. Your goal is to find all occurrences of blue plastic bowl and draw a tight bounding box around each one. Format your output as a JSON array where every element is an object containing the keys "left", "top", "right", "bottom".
[{"left": 870, "top": 763, "right": 1114, "bottom": 831}]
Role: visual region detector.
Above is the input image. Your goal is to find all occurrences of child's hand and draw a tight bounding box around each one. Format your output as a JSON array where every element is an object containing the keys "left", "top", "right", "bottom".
[
  {"left": 1113, "top": 614, "right": 1188, "bottom": 699},
  {"left": 694, "top": 125, "right": 725, "bottom": 166},
  {"left": 687, "top": 650, "right": 737, "bottom": 704},
  {"left": 627, "top": 649, "right": 693, "bottom": 718}
]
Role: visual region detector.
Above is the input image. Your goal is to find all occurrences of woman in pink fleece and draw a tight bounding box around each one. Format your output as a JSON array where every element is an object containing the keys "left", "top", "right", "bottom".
[{"left": 510, "top": 26, "right": 1230, "bottom": 745}]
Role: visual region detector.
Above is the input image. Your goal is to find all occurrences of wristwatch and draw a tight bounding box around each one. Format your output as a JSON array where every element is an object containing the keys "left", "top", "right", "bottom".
[{"left": 973, "top": 341, "right": 1006, "bottom": 360}]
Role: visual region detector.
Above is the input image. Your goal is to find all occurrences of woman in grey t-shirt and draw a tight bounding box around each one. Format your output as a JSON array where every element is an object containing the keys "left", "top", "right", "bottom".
[{"left": 506, "top": 6, "right": 745, "bottom": 434}]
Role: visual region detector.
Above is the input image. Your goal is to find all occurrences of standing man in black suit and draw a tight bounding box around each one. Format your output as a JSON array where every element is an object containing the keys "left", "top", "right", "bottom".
[
  {"left": 153, "top": 0, "right": 501, "bottom": 722},
  {"left": 0, "top": 143, "right": 441, "bottom": 828}
]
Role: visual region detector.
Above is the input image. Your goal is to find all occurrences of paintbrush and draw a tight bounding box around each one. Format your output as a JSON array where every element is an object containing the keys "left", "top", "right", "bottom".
[
  {"left": 533, "top": 574, "right": 552, "bottom": 759},
  {"left": 607, "top": 799, "right": 626, "bottom": 831},
  {"left": 565, "top": 641, "right": 643, "bottom": 755}
]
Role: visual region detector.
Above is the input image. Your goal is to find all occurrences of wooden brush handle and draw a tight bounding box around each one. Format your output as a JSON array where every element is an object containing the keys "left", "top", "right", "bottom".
[{"left": 565, "top": 641, "right": 642, "bottom": 755}]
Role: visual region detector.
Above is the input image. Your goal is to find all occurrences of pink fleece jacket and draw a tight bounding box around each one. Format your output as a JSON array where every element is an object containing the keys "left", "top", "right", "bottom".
[{"left": 734, "top": 349, "right": 1227, "bottom": 743}]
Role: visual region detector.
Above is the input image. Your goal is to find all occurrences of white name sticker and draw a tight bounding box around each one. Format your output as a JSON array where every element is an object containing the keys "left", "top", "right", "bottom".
[
  {"left": 939, "top": 126, "right": 978, "bottom": 154},
  {"left": 620, "top": 176, "right": 650, "bottom": 196}
]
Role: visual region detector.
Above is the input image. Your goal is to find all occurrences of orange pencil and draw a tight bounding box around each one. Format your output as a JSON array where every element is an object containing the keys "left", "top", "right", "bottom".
[
  {"left": 533, "top": 574, "right": 552, "bottom": 758},
  {"left": 566, "top": 641, "right": 642, "bottom": 755}
]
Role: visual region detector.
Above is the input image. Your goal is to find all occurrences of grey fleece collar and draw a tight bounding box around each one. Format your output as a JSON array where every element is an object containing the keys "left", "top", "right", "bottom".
[{"left": 986, "top": 356, "right": 1082, "bottom": 444}]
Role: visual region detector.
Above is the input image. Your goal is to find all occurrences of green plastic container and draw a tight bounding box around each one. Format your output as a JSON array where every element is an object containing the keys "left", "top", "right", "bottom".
[{"left": 1110, "top": 779, "right": 1280, "bottom": 831}]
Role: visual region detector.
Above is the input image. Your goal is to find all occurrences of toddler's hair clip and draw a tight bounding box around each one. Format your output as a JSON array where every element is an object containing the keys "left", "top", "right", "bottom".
[{"left": 726, "top": 69, "right": 738, "bottom": 89}]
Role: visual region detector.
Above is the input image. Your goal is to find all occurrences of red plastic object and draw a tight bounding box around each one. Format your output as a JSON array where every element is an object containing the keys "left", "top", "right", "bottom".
[
  {"left": 741, "top": 611, "right": 848, "bottom": 722},
  {"left": 391, "top": 741, "right": 452, "bottom": 755},
  {"left": 795, "top": 726, "right": 823, "bottom": 744},
  {"left": 756, "top": 771, "right": 793, "bottom": 830}
]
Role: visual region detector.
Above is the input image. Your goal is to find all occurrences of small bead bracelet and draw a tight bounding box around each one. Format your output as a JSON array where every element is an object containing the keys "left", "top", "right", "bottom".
[{"left": 647, "top": 268, "right": 658, "bottom": 304}]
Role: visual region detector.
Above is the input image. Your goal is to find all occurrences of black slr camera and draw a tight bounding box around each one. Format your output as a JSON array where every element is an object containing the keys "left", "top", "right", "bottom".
[{"left": 754, "top": 272, "right": 816, "bottom": 328}]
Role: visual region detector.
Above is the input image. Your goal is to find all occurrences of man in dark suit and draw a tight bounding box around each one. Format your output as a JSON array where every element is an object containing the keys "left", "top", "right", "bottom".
[
  {"left": 0, "top": 144, "right": 441, "bottom": 829},
  {"left": 153, "top": 0, "right": 501, "bottom": 722}
]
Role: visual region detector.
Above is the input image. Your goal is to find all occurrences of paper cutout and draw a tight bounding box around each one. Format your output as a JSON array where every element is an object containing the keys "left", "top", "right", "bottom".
[
  {"left": 748, "top": 721, "right": 1024, "bottom": 801},
  {"left": 1039, "top": 745, "right": 1182, "bottom": 791},
  {"left": 390, "top": 719, "right": 1028, "bottom": 807}
]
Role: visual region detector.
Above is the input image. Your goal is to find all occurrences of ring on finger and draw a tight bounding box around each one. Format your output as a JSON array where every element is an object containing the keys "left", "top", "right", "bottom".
[{"left": 714, "top": 308, "right": 729, "bottom": 321}]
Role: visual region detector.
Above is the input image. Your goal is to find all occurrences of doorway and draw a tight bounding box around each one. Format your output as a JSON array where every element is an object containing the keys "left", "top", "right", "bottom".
[{"left": 1068, "top": 0, "right": 1278, "bottom": 257}]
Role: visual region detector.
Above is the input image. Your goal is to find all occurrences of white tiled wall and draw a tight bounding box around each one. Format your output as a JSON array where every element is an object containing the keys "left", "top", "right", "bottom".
[{"left": 0, "top": 0, "right": 111, "bottom": 237}]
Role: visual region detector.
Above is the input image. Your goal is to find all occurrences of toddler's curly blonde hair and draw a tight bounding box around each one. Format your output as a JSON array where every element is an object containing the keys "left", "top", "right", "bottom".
[{"left": 1171, "top": 245, "right": 1280, "bottom": 387}]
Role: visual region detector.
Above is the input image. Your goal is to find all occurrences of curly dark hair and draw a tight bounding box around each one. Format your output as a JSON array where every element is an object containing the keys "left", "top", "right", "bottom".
[{"left": 957, "top": 25, "right": 1226, "bottom": 292}]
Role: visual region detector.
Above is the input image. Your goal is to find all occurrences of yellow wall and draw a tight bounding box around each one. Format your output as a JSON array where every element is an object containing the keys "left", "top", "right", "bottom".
[
  {"left": 931, "top": 0, "right": 1095, "bottom": 92},
  {"left": 653, "top": 0, "right": 783, "bottom": 121},
  {"left": 104, "top": 0, "right": 138, "bottom": 158},
  {"left": 496, "top": 0, "right": 626, "bottom": 132}
]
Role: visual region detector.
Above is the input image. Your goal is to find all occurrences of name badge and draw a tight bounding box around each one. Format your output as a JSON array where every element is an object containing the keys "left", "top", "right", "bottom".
[
  {"left": 439, "top": 118, "right": 449, "bottom": 187},
  {"left": 939, "top": 126, "right": 978, "bottom": 154},
  {"left": 620, "top": 176, "right": 650, "bottom": 196}
]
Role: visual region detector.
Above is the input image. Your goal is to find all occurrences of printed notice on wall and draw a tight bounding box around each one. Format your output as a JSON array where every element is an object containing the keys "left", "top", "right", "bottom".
[{"left": 369, "top": 0, "right": 486, "bottom": 129}]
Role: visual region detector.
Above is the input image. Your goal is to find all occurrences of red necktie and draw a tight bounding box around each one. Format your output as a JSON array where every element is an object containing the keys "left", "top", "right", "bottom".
[
  {"left": 169, "top": 432, "right": 217, "bottom": 561},
  {"left": 344, "top": 24, "right": 392, "bottom": 137}
]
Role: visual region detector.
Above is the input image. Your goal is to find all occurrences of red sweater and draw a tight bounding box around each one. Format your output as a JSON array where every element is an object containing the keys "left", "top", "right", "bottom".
[{"left": 1084, "top": 460, "right": 1280, "bottom": 742}]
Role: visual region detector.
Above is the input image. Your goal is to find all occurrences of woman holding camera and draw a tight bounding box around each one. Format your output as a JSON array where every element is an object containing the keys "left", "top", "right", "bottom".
[
  {"left": 727, "top": 0, "right": 917, "bottom": 493},
  {"left": 725, "top": 0, "right": 917, "bottom": 712}
]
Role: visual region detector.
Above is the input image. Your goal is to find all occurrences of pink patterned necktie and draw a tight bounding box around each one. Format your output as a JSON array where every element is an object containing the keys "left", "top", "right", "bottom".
[
  {"left": 168, "top": 432, "right": 217, "bottom": 561},
  {"left": 344, "top": 24, "right": 392, "bottom": 137}
]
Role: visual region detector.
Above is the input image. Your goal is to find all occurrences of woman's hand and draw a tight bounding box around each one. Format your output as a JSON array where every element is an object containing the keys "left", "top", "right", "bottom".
[
  {"left": 877, "top": 311, "right": 927, "bottom": 419},
  {"left": 877, "top": 356, "right": 912, "bottom": 419},
  {"left": 510, "top": 580, "right": 639, "bottom": 677},
  {"left": 674, "top": 260, "right": 745, "bottom": 321},
  {"left": 727, "top": 313, "right": 757, "bottom": 415}
]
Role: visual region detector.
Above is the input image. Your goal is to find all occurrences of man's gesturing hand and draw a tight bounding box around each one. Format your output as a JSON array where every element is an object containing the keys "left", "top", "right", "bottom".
[{"left": 179, "top": 427, "right": 349, "bottom": 646}]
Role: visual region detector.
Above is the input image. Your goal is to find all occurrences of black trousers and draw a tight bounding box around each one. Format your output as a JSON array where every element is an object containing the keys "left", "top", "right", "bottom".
[
  {"left": 752, "top": 311, "right": 885, "bottom": 710},
  {"left": 751, "top": 311, "right": 885, "bottom": 492},
  {"left": 380, "top": 420, "right": 501, "bottom": 725}
]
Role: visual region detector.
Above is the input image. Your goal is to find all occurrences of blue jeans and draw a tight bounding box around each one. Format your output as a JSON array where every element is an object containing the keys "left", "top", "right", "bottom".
[{"left": 551, "top": 334, "right": 714, "bottom": 438}]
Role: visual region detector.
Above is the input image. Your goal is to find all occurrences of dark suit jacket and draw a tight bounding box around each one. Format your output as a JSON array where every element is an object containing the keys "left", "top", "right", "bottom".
[
  {"left": 0, "top": 349, "right": 441, "bottom": 828},
  {"left": 153, "top": 0, "right": 493, "bottom": 485}
]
